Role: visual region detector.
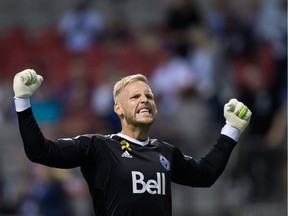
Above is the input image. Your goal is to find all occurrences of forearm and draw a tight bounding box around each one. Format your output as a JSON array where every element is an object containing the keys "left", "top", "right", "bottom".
[
  {"left": 17, "top": 107, "right": 51, "bottom": 163},
  {"left": 14, "top": 97, "right": 45, "bottom": 161},
  {"left": 195, "top": 134, "right": 236, "bottom": 186}
]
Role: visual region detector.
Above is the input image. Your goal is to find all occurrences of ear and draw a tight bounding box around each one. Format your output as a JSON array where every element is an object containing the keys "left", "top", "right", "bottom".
[{"left": 114, "top": 103, "right": 123, "bottom": 116}]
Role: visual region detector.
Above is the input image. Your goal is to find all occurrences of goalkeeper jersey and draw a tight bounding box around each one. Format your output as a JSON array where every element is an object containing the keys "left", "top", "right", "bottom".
[{"left": 17, "top": 108, "right": 237, "bottom": 216}]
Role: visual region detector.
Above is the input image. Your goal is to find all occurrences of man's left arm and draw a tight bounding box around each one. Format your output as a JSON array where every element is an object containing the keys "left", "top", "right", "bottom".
[{"left": 172, "top": 99, "right": 252, "bottom": 187}]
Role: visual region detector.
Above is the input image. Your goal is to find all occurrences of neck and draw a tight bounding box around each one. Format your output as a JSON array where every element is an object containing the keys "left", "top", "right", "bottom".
[{"left": 120, "top": 125, "right": 150, "bottom": 141}]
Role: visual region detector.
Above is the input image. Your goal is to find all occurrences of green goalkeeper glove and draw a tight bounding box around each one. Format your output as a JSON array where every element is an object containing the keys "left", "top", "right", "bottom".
[
  {"left": 13, "top": 69, "right": 43, "bottom": 98},
  {"left": 224, "top": 98, "right": 252, "bottom": 133}
]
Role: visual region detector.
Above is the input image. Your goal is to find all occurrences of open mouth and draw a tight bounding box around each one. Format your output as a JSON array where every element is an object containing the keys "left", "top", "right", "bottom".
[{"left": 137, "top": 108, "right": 151, "bottom": 114}]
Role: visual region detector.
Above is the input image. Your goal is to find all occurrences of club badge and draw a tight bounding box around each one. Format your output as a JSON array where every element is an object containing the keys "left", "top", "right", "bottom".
[{"left": 160, "top": 155, "right": 170, "bottom": 171}]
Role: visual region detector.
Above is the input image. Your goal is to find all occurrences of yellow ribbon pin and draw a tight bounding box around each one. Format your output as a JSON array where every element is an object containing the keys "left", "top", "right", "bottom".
[{"left": 121, "top": 140, "right": 131, "bottom": 151}]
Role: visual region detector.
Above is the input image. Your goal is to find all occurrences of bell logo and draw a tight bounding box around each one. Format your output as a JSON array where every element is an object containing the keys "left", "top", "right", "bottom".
[{"left": 131, "top": 171, "right": 166, "bottom": 195}]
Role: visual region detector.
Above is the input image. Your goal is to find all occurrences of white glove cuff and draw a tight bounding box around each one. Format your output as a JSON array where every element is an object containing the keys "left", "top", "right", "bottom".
[
  {"left": 221, "top": 124, "right": 241, "bottom": 142},
  {"left": 14, "top": 97, "right": 31, "bottom": 112}
]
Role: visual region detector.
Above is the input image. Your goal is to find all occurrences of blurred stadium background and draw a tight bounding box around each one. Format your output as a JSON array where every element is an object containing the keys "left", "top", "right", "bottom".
[{"left": 0, "top": 0, "right": 286, "bottom": 215}]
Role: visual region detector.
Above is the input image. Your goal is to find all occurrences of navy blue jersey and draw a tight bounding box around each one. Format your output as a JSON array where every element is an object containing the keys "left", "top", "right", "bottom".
[{"left": 17, "top": 108, "right": 236, "bottom": 216}]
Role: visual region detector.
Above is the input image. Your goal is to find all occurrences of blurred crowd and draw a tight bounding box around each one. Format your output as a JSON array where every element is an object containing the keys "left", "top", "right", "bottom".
[{"left": 0, "top": 0, "right": 286, "bottom": 215}]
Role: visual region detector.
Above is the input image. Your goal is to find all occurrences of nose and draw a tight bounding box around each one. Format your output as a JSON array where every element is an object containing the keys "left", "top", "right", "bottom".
[{"left": 140, "top": 94, "right": 148, "bottom": 103}]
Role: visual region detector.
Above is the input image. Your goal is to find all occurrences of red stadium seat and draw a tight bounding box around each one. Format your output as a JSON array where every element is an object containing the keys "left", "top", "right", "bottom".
[{"left": 0, "top": 27, "right": 35, "bottom": 79}]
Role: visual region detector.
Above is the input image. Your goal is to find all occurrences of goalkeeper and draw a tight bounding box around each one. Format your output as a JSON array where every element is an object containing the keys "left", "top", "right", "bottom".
[{"left": 13, "top": 69, "right": 251, "bottom": 216}]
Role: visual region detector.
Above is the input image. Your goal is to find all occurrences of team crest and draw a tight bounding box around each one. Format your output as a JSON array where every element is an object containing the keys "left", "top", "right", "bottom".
[{"left": 159, "top": 155, "right": 170, "bottom": 171}]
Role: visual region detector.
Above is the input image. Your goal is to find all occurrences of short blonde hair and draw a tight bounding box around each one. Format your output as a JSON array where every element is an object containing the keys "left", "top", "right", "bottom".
[{"left": 113, "top": 74, "right": 148, "bottom": 103}]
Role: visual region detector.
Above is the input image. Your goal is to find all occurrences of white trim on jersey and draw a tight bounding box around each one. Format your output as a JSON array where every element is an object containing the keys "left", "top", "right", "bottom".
[
  {"left": 221, "top": 124, "right": 241, "bottom": 142},
  {"left": 14, "top": 97, "right": 31, "bottom": 112},
  {"left": 115, "top": 133, "right": 150, "bottom": 146}
]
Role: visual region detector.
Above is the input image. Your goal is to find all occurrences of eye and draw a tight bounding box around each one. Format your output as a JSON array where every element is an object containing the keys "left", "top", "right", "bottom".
[
  {"left": 130, "top": 94, "right": 140, "bottom": 99},
  {"left": 146, "top": 94, "right": 154, "bottom": 100}
]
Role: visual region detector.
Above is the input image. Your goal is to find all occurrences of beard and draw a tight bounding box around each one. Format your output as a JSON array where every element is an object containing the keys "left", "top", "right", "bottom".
[{"left": 124, "top": 112, "right": 155, "bottom": 128}]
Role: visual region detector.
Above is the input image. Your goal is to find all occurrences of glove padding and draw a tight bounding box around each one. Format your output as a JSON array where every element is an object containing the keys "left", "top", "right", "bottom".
[
  {"left": 13, "top": 69, "right": 43, "bottom": 98},
  {"left": 224, "top": 98, "right": 252, "bottom": 133}
]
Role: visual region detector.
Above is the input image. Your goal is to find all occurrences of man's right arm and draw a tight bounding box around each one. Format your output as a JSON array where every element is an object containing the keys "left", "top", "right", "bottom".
[{"left": 13, "top": 69, "right": 91, "bottom": 168}]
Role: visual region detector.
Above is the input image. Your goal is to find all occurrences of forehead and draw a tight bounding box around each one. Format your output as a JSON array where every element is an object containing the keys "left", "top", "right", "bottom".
[{"left": 125, "top": 81, "right": 153, "bottom": 94}]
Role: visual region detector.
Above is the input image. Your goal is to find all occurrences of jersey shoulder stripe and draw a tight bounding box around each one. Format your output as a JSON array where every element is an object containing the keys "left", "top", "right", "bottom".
[{"left": 150, "top": 139, "right": 176, "bottom": 151}]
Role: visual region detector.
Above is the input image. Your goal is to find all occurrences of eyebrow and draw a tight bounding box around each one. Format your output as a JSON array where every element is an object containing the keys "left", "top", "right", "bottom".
[{"left": 129, "top": 89, "right": 153, "bottom": 96}]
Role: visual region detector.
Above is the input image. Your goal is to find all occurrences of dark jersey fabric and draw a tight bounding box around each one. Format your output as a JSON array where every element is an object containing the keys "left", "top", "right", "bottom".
[{"left": 17, "top": 108, "right": 237, "bottom": 216}]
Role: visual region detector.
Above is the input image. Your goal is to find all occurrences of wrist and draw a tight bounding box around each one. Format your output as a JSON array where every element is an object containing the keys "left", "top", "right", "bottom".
[
  {"left": 14, "top": 97, "right": 31, "bottom": 112},
  {"left": 221, "top": 124, "right": 241, "bottom": 142}
]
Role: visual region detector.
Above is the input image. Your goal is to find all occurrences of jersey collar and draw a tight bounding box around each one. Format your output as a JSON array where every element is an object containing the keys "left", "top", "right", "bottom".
[{"left": 116, "top": 133, "right": 150, "bottom": 146}]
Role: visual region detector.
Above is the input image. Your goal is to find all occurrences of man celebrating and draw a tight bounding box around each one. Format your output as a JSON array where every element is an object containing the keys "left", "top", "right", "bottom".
[{"left": 13, "top": 69, "right": 251, "bottom": 216}]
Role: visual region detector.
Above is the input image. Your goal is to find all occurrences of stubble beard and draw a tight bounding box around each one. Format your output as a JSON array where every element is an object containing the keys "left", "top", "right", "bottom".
[{"left": 125, "top": 113, "right": 154, "bottom": 129}]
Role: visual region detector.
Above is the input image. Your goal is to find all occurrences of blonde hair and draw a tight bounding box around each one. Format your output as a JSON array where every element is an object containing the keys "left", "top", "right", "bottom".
[{"left": 113, "top": 74, "right": 148, "bottom": 103}]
